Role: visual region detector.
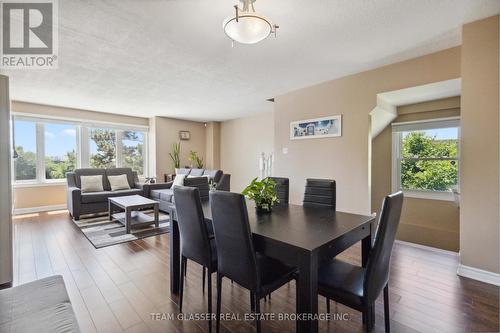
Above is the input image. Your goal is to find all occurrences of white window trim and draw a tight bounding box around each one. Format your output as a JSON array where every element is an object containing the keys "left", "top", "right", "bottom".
[
  {"left": 12, "top": 115, "right": 149, "bottom": 186},
  {"left": 391, "top": 117, "right": 460, "bottom": 202}
]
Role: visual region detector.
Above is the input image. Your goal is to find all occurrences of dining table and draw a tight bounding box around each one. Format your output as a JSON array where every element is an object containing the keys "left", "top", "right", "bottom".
[{"left": 168, "top": 201, "right": 376, "bottom": 333}]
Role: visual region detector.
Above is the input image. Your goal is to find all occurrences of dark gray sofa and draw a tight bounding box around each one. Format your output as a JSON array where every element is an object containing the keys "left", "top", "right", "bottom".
[
  {"left": 0, "top": 275, "right": 80, "bottom": 332},
  {"left": 66, "top": 168, "right": 144, "bottom": 220},
  {"left": 143, "top": 168, "right": 231, "bottom": 214}
]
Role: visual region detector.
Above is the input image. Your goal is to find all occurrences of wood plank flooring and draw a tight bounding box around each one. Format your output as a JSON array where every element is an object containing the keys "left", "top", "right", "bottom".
[{"left": 12, "top": 211, "right": 499, "bottom": 333}]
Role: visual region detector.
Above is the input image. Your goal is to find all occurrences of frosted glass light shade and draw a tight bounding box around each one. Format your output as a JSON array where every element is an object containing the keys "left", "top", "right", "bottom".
[{"left": 223, "top": 13, "right": 272, "bottom": 44}]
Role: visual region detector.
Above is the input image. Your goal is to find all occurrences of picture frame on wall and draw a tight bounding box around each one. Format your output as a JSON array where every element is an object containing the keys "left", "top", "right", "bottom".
[
  {"left": 179, "top": 130, "right": 191, "bottom": 140},
  {"left": 290, "top": 115, "right": 342, "bottom": 140}
]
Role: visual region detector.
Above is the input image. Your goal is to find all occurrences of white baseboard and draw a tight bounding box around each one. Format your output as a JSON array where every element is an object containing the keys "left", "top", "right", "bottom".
[
  {"left": 395, "top": 240, "right": 458, "bottom": 256},
  {"left": 13, "top": 204, "right": 67, "bottom": 216},
  {"left": 457, "top": 264, "right": 500, "bottom": 286}
]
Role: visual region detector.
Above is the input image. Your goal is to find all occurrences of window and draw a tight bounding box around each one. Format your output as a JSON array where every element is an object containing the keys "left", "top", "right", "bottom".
[
  {"left": 12, "top": 116, "right": 148, "bottom": 185},
  {"left": 120, "top": 131, "right": 145, "bottom": 175},
  {"left": 392, "top": 118, "right": 459, "bottom": 200},
  {"left": 45, "top": 123, "right": 77, "bottom": 180},
  {"left": 89, "top": 128, "right": 117, "bottom": 169},
  {"left": 13, "top": 120, "right": 37, "bottom": 181}
]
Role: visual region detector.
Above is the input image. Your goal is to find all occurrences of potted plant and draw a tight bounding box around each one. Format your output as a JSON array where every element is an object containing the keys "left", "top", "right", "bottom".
[
  {"left": 189, "top": 150, "right": 204, "bottom": 168},
  {"left": 242, "top": 177, "right": 279, "bottom": 214},
  {"left": 169, "top": 142, "right": 181, "bottom": 169}
]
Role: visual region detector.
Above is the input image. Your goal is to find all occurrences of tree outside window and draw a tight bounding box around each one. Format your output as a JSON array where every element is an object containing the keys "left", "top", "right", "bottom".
[{"left": 89, "top": 128, "right": 116, "bottom": 169}]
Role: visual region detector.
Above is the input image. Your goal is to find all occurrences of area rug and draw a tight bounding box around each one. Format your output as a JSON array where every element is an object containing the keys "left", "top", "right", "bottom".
[{"left": 72, "top": 210, "right": 170, "bottom": 249}]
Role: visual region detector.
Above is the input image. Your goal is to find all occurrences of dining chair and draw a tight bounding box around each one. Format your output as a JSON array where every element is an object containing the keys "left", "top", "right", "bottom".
[
  {"left": 210, "top": 191, "right": 297, "bottom": 333},
  {"left": 173, "top": 186, "right": 217, "bottom": 332},
  {"left": 268, "top": 177, "right": 289, "bottom": 205},
  {"left": 319, "top": 191, "right": 403, "bottom": 332},
  {"left": 303, "top": 178, "right": 336, "bottom": 209}
]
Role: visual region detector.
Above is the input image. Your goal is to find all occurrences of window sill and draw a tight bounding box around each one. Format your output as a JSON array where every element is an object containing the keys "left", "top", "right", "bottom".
[
  {"left": 13, "top": 181, "right": 66, "bottom": 188},
  {"left": 402, "top": 189, "right": 457, "bottom": 202}
]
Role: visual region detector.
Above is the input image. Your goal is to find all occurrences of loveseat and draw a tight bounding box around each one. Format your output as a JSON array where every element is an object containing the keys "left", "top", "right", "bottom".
[
  {"left": 66, "top": 168, "right": 144, "bottom": 220},
  {"left": 143, "top": 168, "right": 231, "bottom": 213}
]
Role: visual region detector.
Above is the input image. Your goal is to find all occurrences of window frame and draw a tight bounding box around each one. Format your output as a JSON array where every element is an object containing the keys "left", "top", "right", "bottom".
[
  {"left": 12, "top": 114, "right": 148, "bottom": 187},
  {"left": 391, "top": 117, "right": 460, "bottom": 201}
]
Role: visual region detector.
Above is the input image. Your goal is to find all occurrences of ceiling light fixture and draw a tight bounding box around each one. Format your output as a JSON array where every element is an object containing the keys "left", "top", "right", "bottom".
[{"left": 222, "top": 0, "right": 278, "bottom": 45}]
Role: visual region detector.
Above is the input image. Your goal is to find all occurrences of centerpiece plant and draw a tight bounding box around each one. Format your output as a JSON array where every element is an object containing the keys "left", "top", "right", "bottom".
[{"left": 242, "top": 177, "right": 279, "bottom": 214}]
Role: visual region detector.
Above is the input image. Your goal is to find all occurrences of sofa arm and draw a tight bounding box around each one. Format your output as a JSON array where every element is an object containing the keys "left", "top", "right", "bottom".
[
  {"left": 142, "top": 182, "right": 173, "bottom": 198},
  {"left": 67, "top": 186, "right": 82, "bottom": 220},
  {"left": 216, "top": 174, "right": 230, "bottom": 191}
]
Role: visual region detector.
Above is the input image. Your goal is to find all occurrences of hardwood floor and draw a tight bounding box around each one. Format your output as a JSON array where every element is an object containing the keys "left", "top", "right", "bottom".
[{"left": 12, "top": 211, "right": 499, "bottom": 333}]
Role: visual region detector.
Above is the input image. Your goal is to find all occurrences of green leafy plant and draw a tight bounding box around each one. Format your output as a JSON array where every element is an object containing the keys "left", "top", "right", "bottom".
[
  {"left": 242, "top": 177, "right": 279, "bottom": 213},
  {"left": 189, "top": 150, "right": 204, "bottom": 168},
  {"left": 169, "top": 142, "right": 181, "bottom": 169}
]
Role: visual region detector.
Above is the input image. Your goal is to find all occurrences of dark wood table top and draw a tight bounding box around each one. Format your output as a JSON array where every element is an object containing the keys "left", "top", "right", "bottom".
[{"left": 198, "top": 201, "right": 375, "bottom": 252}]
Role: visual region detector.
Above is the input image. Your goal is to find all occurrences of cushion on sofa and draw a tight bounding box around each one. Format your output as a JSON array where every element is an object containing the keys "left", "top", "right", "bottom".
[
  {"left": 81, "top": 188, "right": 143, "bottom": 203},
  {"left": 175, "top": 168, "right": 191, "bottom": 176},
  {"left": 108, "top": 174, "right": 131, "bottom": 191},
  {"left": 80, "top": 175, "right": 104, "bottom": 193},
  {"left": 75, "top": 168, "right": 106, "bottom": 189},
  {"left": 151, "top": 189, "right": 174, "bottom": 203},
  {"left": 203, "top": 169, "right": 223, "bottom": 182},
  {"left": 189, "top": 168, "right": 204, "bottom": 176},
  {"left": 106, "top": 168, "right": 135, "bottom": 188}
]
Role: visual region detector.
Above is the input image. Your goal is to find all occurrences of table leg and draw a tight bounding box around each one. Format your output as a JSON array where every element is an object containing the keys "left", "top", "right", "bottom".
[
  {"left": 170, "top": 217, "right": 181, "bottom": 294},
  {"left": 154, "top": 204, "right": 159, "bottom": 228},
  {"left": 296, "top": 252, "right": 318, "bottom": 333},
  {"left": 362, "top": 220, "right": 375, "bottom": 267},
  {"left": 108, "top": 201, "right": 113, "bottom": 221},
  {"left": 125, "top": 208, "right": 131, "bottom": 234}
]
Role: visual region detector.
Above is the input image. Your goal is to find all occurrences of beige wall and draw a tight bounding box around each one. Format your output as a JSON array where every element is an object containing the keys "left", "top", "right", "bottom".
[
  {"left": 12, "top": 101, "right": 149, "bottom": 127},
  {"left": 372, "top": 97, "right": 461, "bottom": 251},
  {"left": 11, "top": 101, "right": 149, "bottom": 211},
  {"left": 152, "top": 117, "right": 206, "bottom": 181},
  {"left": 460, "top": 16, "right": 500, "bottom": 273},
  {"left": 220, "top": 111, "right": 274, "bottom": 192},
  {"left": 274, "top": 47, "right": 461, "bottom": 214},
  {"left": 205, "top": 121, "right": 221, "bottom": 169}
]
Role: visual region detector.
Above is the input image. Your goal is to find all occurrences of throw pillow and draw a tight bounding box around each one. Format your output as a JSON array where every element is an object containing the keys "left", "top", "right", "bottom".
[
  {"left": 172, "top": 174, "right": 186, "bottom": 188},
  {"left": 108, "top": 174, "right": 131, "bottom": 191},
  {"left": 80, "top": 175, "right": 104, "bottom": 193}
]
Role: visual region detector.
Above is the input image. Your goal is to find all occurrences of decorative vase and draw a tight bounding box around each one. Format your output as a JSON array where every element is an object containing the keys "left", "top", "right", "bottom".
[{"left": 255, "top": 205, "right": 272, "bottom": 215}]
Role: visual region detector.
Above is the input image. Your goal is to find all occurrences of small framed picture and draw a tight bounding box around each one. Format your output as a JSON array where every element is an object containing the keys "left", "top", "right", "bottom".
[
  {"left": 290, "top": 115, "right": 342, "bottom": 140},
  {"left": 179, "top": 131, "right": 191, "bottom": 140}
]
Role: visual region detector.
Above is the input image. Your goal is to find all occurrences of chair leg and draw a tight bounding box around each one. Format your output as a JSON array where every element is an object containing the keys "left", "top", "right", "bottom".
[
  {"left": 203, "top": 267, "right": 206, "bottom": 293},
  {"left": 326, "top": 298, "right": 330, "bottom": 313},
  {"left": 384, "top": 284, "right": 390, "bottom": 333},
  {"left": 179, "top": 256, "right": 186, "bottom": 312},
  {"left": 216, "top": 274, "right": 222, "bottom": 333},
  {"left": 366, "top": 303, "right": 375, "bottom": 332},
  {"left": 255, "top": 293, "right": 261, "bottom": 333},
  {"left": 250, "top": 291, "right": 255, "bottom": 311},
  {"left": 207, "top": 271, "right": 212, "bottom": 333}
]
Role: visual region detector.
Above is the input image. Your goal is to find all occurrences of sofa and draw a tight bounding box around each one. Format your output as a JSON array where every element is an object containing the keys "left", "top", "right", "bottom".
[
  {"left": 66, "top": 168, "right": 145, "bottom": 220},
  {"left": 143, "top": 168, "right": 231, "bottom": 214},
  {"left": 0, "top": 275, "right": 80, "bottom": 332}
]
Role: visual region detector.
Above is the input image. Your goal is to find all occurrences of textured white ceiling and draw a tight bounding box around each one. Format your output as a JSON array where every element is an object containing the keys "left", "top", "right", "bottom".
[{"left": 2, "top": 0, "right": 500, "bottom": 121}]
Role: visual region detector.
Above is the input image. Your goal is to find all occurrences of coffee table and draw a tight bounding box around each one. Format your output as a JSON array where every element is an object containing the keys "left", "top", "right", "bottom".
[{"left": 108, "top": 195, "right": 159, "bottom": 233}]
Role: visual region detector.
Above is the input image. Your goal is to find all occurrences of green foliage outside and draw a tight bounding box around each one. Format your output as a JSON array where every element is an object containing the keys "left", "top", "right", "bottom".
[
  {"left": 122, "top": 131, "right": 144, "bottom": 174},
  {"left": 401, "top": 132, "right": 458, "bottom": 191},
  {"left": 90, "top": 129, "right": 116, "bottom": 169},
  {"left": 14, "top": 146, "right": 36, "bottom": 180},
  {"left": 45, "top": 150, "right": 77, "bottom": 179},
  {"left": 242, "top": 177, "right": 279, "bottom": 211}
]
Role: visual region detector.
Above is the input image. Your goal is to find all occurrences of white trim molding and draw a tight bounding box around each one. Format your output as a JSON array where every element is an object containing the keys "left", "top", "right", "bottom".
[
  {"left": 457, "top": 264, "right": 500, "bottom": 286},
  {"left": 13, "top": 204, "right": 67, "bottom": 216},
  {"left": 395, "top": 240, "right": 458, "bottom": 256}
]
